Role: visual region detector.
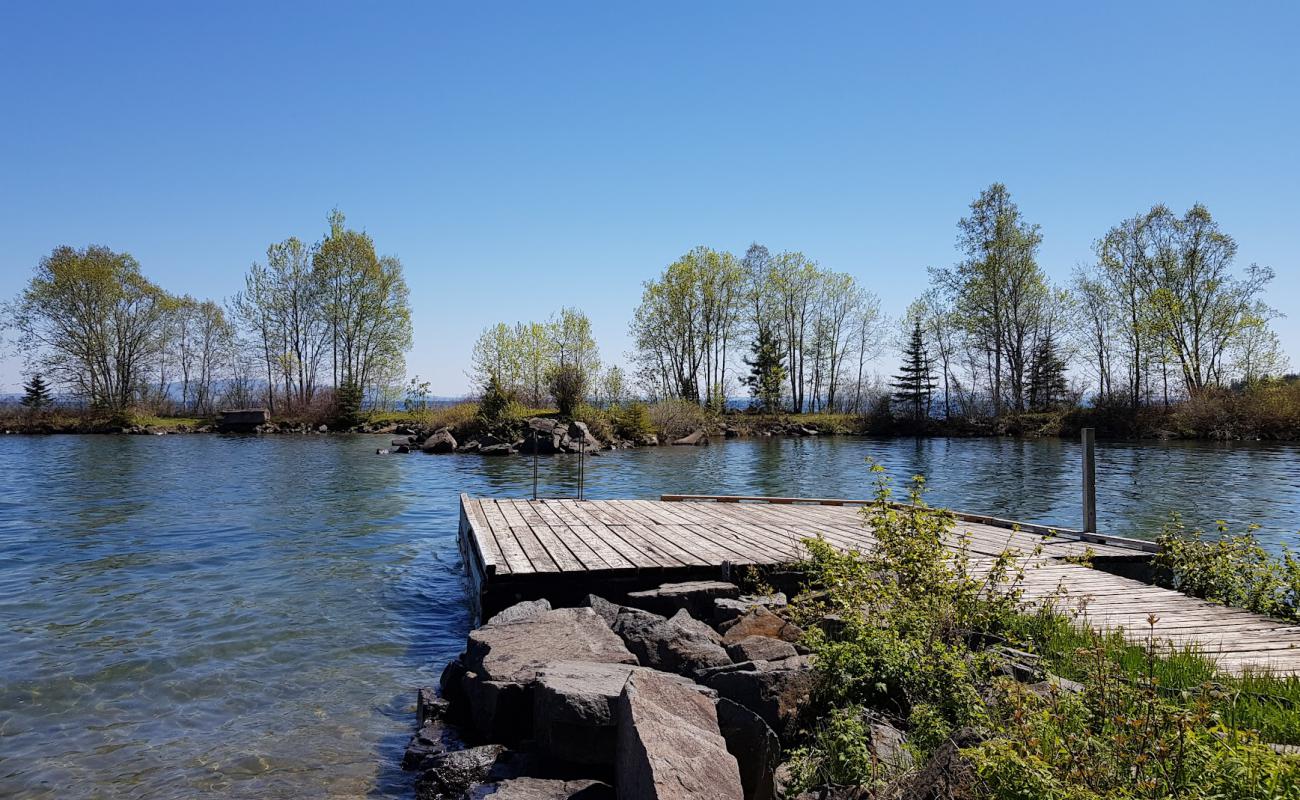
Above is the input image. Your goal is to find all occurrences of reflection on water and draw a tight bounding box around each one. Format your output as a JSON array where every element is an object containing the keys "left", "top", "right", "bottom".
[{"left": 1, "top": 434, "right": 1298, "bottom": 798}]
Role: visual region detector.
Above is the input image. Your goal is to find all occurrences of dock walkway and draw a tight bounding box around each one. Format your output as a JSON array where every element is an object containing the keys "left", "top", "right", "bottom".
[{"left": 457, "top": 494, "right": 1300, "bottom": 675}]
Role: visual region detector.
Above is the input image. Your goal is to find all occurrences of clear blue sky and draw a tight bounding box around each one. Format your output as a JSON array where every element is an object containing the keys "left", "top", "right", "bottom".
[{"left": 2, "top": 2, "right": 1297, "bottom": 395}]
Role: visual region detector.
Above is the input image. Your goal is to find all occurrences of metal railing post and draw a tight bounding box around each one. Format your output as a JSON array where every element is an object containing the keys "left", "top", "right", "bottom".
[
  {"left": 1081, "top": 427, "right": 1096, "bottom": 533},
  {"left": 532, "top": 428, "right": 539, "bottom": 501},
  {"left": 578, "top": 432, "right": 585, "bottom": 501}
]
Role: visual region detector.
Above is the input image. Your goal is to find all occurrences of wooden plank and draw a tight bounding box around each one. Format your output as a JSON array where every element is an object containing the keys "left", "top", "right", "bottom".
[
  {"left": 478, "top": 501, "right": 533, "bottom": 575},
  {"left": 554, "top": 500, "right": 665, "bottom": 569},
  {"left": 509, "top": 525, "right": 561, "bottom": 573},
  {"left": 458, "top": 494, "right": 501, "bottom": 576},
  {"left": 530, "top": 523, "right": 586, "bottom": 572},
  {"left": 532, "top": 501, "right": 616, "bottom": 570}
]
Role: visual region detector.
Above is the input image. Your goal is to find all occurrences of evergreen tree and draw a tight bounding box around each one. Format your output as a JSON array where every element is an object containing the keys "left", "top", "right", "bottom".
[
  {"left": 1028, "top": 333, "right": 1069, "bottom": 410},
  {"left": 743, "top": 328, "right": 787, "bottom": 413},
  {"left": 892, "top": 321, "right": 935, "bottom": 421},
  {"left": 20, "top": 373, "right": 53, "bottom": 410}
]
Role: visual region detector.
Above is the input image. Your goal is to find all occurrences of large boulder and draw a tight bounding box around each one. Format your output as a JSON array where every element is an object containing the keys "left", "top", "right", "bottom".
[
  {"left": 462, "top": 608, "right": 637, "bottom": 740},
  {"left": 702, "top": 656, "right": 815, "bottom": 743},
  {"left": 671, "top": 429, "right": 710, "bottom": 446},
  {"left": 615, "top": 670, "right": 744, "bottom": 800},
  {"left": 563, "top": 421, "right": 601, "bottom": 453},
  {"left": 713, "top": 593, "right": 789, "bottom": 625},
  {"left": 464, "top": 778, "right": 614, "bottom": 799},
  {"left": 626, "top": 580, "right": 739, "bottom": 619},
  {"left": 721, "top": 607, "right": 803, "bottom": 645},
  {"left": 897, "top": 726, "right": 983, "bottom": 800},
  {"left": 584, "top": 594, "right": 620, "bottom": 627},
  {"left": 611, "top": 607, "right": 731, "bottom": 677},
  {"left": 725, "top": 635, "right": 798, "bottom": 663},
  {"left": 422, "top": 428, "right": 457, "bottom": 454},
  {"left": 531, "top": 661, "right": 713, "bottom": 765},
  {"left": 716, "top": 698, "right": 781, "bottom": 800},
  {"left": 485, "top": 599, "right": 552, "bottom": 627}
]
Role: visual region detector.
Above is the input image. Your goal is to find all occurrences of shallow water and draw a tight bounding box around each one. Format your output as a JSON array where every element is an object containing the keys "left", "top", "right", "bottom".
[{"left": 1, "top": 434, "right": 1297, "bottom": 798}]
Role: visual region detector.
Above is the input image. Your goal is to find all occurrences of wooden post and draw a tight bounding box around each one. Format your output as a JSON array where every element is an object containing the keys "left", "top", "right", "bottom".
[{"left": 1081, "top": 427, "right": 1096, "bottom": 533}]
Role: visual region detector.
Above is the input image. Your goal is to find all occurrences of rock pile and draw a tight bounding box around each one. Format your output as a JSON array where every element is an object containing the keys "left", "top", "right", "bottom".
[{"left": 405, "top": 582, "right": 813, "bottom": 799}]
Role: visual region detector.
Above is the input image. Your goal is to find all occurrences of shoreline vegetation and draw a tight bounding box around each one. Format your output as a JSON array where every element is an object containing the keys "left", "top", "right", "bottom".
[
  {"left": 3, "top": 186, "right": 1295, "bottom": 451},
  {"left": 5, "top": 379, "right": 1300, "bottom": 443},
  {"left": 401, "top": 473, "right": 1300, "bottom": 799}
]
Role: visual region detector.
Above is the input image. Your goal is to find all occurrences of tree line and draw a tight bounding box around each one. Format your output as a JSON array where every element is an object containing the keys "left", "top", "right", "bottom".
[
  {"left": 5, "top": 210, "right": 412, "bottom": 416},
  {"left": 471, "top": 183, "right": 1285, "bottom": 420}
]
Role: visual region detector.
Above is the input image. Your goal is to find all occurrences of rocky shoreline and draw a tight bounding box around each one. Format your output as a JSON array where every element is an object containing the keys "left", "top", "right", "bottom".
[{"left": 404, "top": 581, "right": 811, "bottom": 799}]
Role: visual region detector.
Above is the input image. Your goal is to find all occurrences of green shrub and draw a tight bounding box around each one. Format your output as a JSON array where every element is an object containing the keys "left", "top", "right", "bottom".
[
  {"left": 477, "top": 376, "right": 514, "bottom": 426},
  {"left": 787, "top": 463, "right": 1300, "bottom": 798},
  {"left": 611, "top": 401, "right": 655, "bottom": 441},
  {"left": 571, "top": 403, "right": 613, "bottom": 442},
  {"left": 1155, "top": 514, "right": 1300, "bottom": 622},
  {"left": 647, "top": 398, "right": 711, "bottom": 441},
  {"left": 546, "top": 364, "right": 587, "bottom": 417}
]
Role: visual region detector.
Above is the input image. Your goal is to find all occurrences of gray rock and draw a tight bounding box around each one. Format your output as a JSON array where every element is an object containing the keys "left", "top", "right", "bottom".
[
  {"left": 725, "top": 636, "right": 798, "bottom": 663},
  {"left": 485, "top": 599, "right": 552, "bottom": 627},
  {"left": 423, "top": 428, "right": 457, "bottom": 454},
  {"left": 403, "top": 718, "right": 462, "bottom": 770},
  {"left": 669, "top": 608, "right": 724, "bottom": 645},
  {"left": 531, "top": 661, "right": 712, "bottom": 765},
  {"left": 713, "top": 593, "right": 789, "bottom": 625},
  {"left": 716, "top": 698, "right": 780, "bottom": 800},
  {"left": 463, "top": 778, "right": 613, "bottom": 799},
  {"left": 897, "top": 726, "right": 983, "bottom": 800},
  {"left": 480, "top": 443, "right": 514, "bottom": 456},
  {"left": 611, "top": 607, "right": 731, "bottom": 676},
  {"left": 563, "top": 421, "right": 600, "bottom": 452},
  {"left": 415, "top": 744, "right": 523, "bottom": 799},
  {"left": 392, "top": 436, "right": 414, "bottom": 446},
  {"left": 616, "top": 670, "right": 743, "bottom": 800},
  {"left": 462, "top": 608, "right": 636, "bottom": 740},
  {"left": 702, "top": 656, "right": 814, "bottom": 743},
  {"left": 671, "top": 429, "right": 710, "bottom": 446},
  {"left": 584, "top": 594, "right": 620, "bottom": 627},
  {"left": 626, "top": 580, "right": 739, "bottom": 618},
  {"left": 418, "top": 686, "right": 450, "bottom": 726}
]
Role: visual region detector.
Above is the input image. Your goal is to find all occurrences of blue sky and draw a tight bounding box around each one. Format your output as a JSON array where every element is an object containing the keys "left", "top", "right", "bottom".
[{"left": 2, "top": 2, "right": 1297, "bottom": 395}]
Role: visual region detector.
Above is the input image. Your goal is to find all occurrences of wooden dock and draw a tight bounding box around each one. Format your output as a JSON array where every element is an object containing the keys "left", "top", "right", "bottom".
[{"left": 457, "top": 494, "right": 1300, "bottom": 675}]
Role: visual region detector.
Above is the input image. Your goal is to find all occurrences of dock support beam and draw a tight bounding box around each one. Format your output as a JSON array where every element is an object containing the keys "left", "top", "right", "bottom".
[{"left": 1081, "top": 427, "right": 1097, "bottom": 533}]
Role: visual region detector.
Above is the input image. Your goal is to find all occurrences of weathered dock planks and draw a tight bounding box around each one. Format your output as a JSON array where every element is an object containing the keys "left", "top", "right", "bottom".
[{"left": 457, "top": 494, "right": 1300, "bottom": 675}]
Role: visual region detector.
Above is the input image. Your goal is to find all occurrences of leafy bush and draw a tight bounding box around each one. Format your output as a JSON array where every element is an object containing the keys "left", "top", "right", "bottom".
[
  {"left": 787, "top": 464, "right": 1300, "bottom": 798},
  {"left": 1155, "top": 514, "right": 1300, "bottom": 622},
  {"left": 647, "top": 397, "right": 711, "bottom": 441},
  {"left": 546, "top": 364, "right": 587, "bottom": 417}
]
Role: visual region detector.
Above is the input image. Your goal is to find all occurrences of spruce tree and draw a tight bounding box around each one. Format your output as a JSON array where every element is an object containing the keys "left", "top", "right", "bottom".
[
  {"left": 1028, "top": 333, "right": 1069, "bottom": 410},
  {"left": 743, "top": 328, "right": 787, "bottom": 413},
  {"left": 892, "top": 321, "right": 935, "bottom": 421},
  {"left": 20, "top": 373, "right": 53, "bottom": 410}
]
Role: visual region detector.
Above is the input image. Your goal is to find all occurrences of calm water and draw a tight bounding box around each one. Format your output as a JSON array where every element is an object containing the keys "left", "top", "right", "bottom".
[{"left": 2, "top": 434, "right": 1298, "bottom": 798}]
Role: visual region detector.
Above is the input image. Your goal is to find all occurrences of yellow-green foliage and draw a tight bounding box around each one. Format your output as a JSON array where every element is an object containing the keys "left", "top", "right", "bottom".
[
  {"left": 571, "top": 403, "right": 614, "bottom": 442},
  {"left": 647, "top": 398, "right": 713, "bottom": 440},
  {"left": 1156, "top": 514, "right": 1300, "bottom": 622},
  {"left": 788, "top": 463, "right": 1300, "bottom": 799}
]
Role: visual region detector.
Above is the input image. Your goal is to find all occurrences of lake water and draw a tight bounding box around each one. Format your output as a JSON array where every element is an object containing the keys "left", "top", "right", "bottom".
[{"left": 2, "top": 434, "right": 1298, "bottom": 798}]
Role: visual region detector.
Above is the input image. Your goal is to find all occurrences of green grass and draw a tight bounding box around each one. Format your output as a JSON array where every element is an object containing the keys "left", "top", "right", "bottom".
[{"left": 1010, "top": 611, "right": 1300, "bottom": 746}]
